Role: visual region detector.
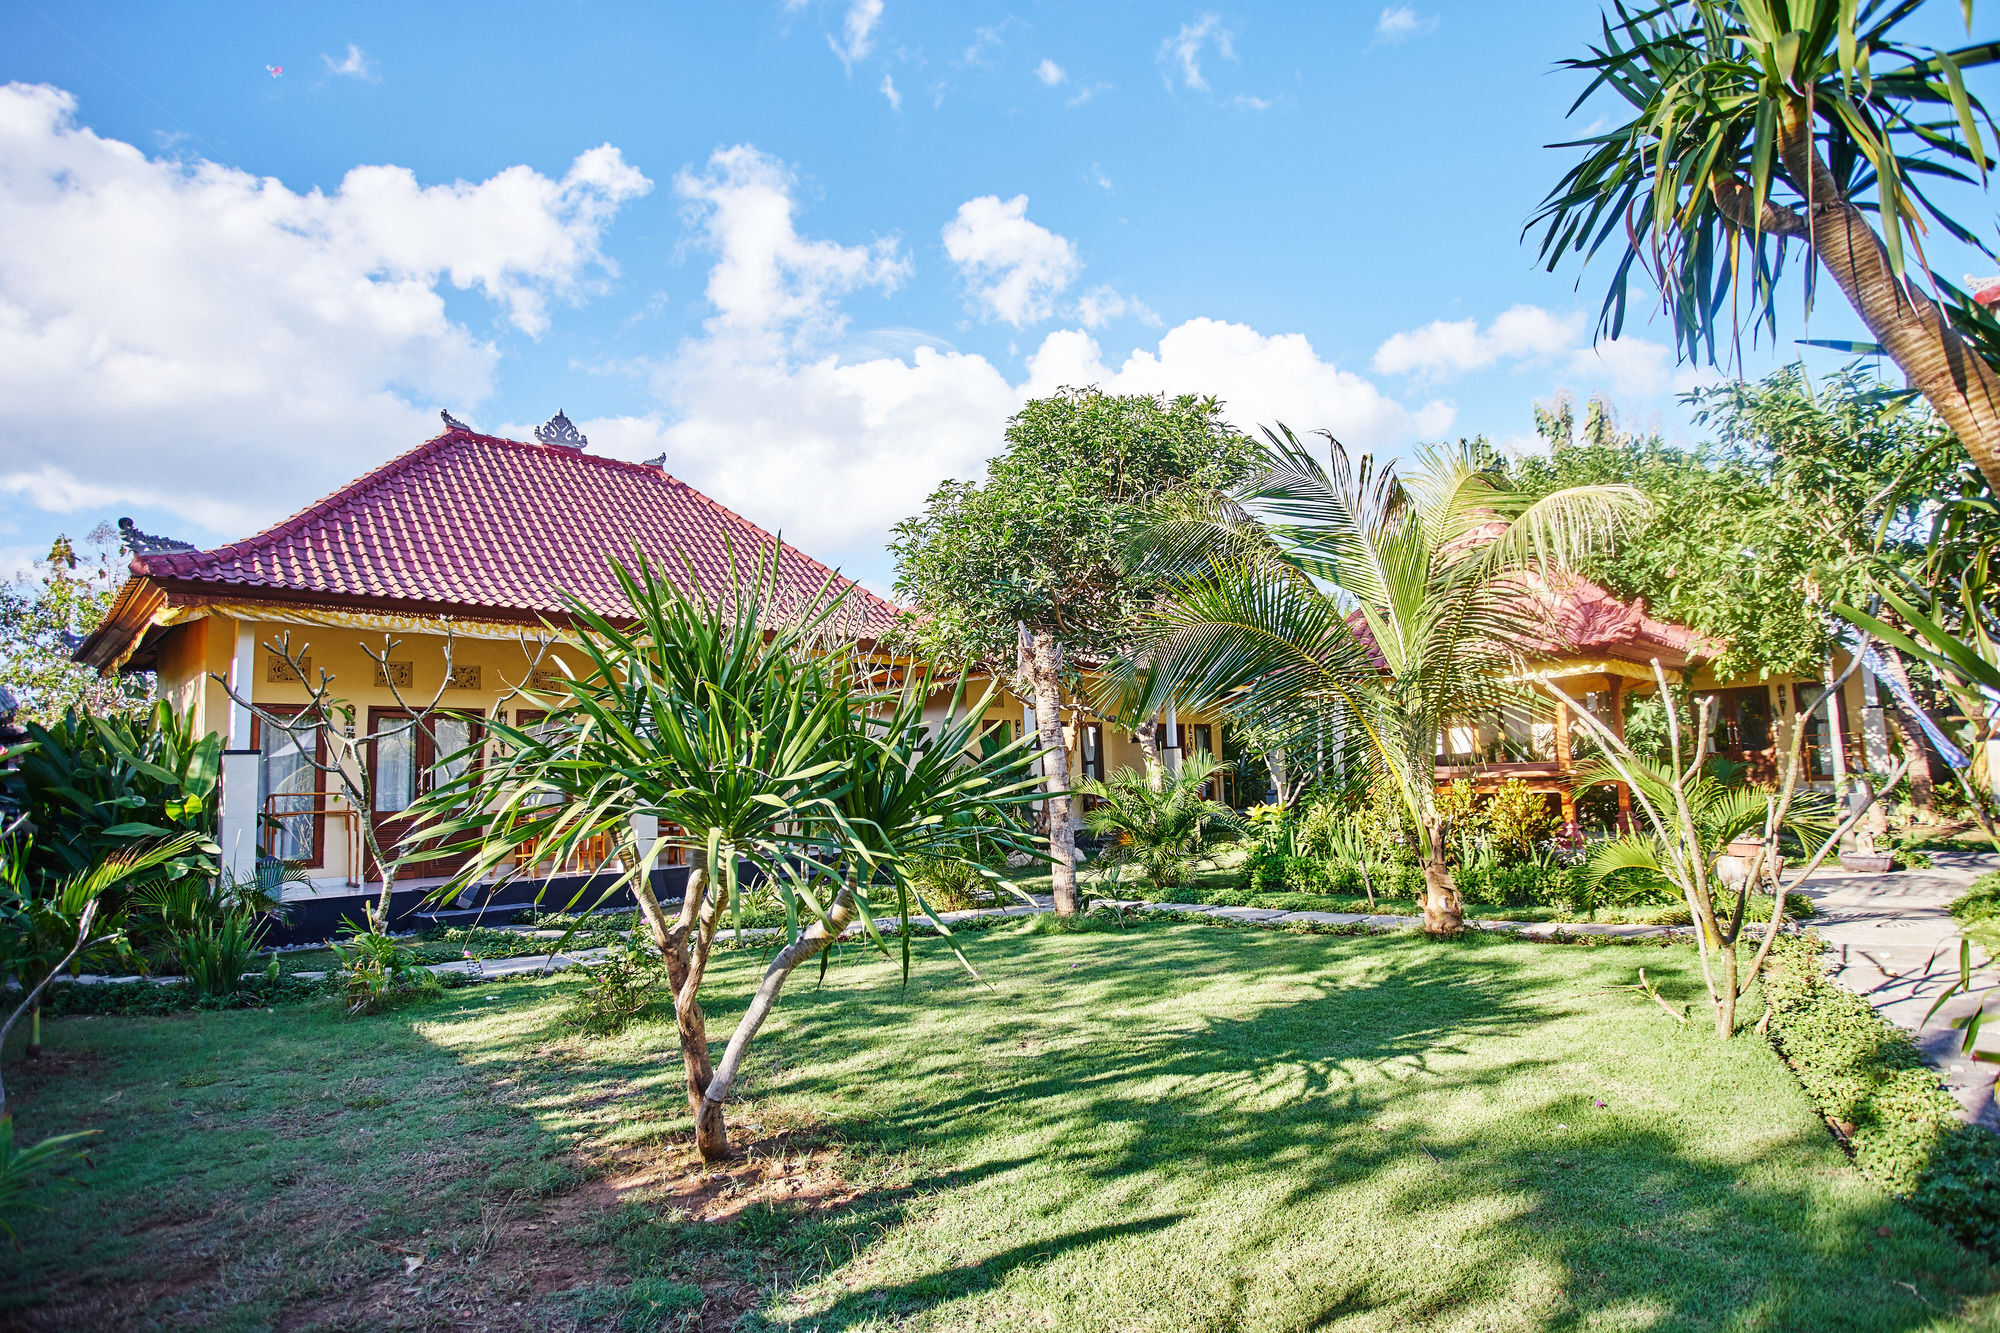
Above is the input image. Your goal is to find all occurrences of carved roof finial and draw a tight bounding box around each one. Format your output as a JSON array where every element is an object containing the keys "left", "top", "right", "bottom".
[
  {"left": 534, "top": 410, "right": 588, "bottom": 450},
  {"left": 642, "top": 453, "right": 668, "bottom": 469},
  {"left": 117, "top": 517, "right": 196, "bottom": 556},
  {"left": 440, "top": 409, "right": 471, "bottom": 432}
]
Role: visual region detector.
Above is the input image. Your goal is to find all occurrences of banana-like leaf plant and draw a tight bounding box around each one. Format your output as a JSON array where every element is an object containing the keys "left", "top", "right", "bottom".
[
  {"left": 411, "top": 547, "right": 1045, "bottom": 1161},
  {"left": 1534, "top": 0, "right": 2000, "bottom": 495},
  {"left": 1111, "top": 427, "right": 1645, "bottom": 935}
]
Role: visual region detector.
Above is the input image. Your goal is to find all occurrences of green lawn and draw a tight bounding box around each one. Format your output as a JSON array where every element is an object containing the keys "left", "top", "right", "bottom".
[{"left": 1, "top": 921, "right": 1993, "bottom": 1331}]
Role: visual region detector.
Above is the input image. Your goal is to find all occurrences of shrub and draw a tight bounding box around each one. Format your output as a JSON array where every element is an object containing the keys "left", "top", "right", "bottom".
[
  {"left": 167, "top": 910, "right": 271, "bottom": 999},
  {"left": 1762, "top": 934, "right": 2000, "bottom": 1256},
  {"left": 904, "top": 854, "right": 1002, "bottom": 911},
  {"left": 1485, "top": 780, "right": 1557, "bottom": 863},
  {"left": 563, "top": 939, "right": 663, "bottom": 1036},
  {"left": 331, "top": 925, "right": 441, "bottom": 1015}
]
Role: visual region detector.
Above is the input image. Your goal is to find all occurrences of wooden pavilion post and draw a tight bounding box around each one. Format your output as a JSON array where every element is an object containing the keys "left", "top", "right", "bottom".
[
  {"left": 1551, "top": 682, "right": 1577, "bottom": 826},
  {"left": 1608, "top": 675, "right": 1633, "bottom": 833}
]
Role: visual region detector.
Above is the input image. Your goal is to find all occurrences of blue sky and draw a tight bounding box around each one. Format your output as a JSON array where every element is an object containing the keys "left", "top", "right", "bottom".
[{"left": 2, "top": 0, "right": 1994, "bottom": 592}]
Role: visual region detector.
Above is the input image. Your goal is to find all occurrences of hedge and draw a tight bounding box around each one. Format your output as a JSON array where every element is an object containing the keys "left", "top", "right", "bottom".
[{"left": 1762, "top": 933, "right": 2000, "bottom": 1257}]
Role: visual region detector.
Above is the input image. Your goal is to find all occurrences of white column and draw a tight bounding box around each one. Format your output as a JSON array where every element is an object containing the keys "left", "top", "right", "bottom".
[
  {"left": 1824, "top": 659, "right": 1849, "bottom": 796},
  {"left": 1861, "top": 667, "right": 1893, "bottom": 775},
  {"left": 218, "top": 620, "right": 261, "bottom": 884},
  {"left": 1163, "top": 703, "right": 1180, "bottom": 775}
]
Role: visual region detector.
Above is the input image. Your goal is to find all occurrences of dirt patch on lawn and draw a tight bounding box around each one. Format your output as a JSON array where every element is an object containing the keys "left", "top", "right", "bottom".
[{"left": 265, "top": 1126, "right": 873, "bottom": 1333}]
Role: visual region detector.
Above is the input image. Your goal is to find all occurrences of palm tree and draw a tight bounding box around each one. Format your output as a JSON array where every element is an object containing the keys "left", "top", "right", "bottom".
[
  {"left": 1533, "top": 0, "right": 2000, "bottom": 495},
  {"left": 1078, "top": 755, "right": 1244, "bottom": 894},
  {"left": 1112, "top": 429, "right": 1643, "bottom": 935},
  {"left": 412, "top": 549, "right": 1044, "bottom": 1161}
]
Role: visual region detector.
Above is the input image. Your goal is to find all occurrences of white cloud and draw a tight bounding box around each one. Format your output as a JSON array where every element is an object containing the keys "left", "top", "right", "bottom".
[
  {"left": 1067, "top": 82, "right": 1111, "bottom": 106},
  {"left": 941, "top": 195, "right": 1080, "bottom": 328},
  {"left": 1234, "top": 94, "right": 1274, "bottom": 111},
  {"left": 1025, "top": 320, "right": 1454, "bottom": 445},
  {"left": 1373, "top": 305, "right": 1585, "bottom": 378},
  {"left": 1374, "top": 5, "right": 1439, "bottom": 44},
  {"left": 829, "top": 0, "right": 883, "bottom": 70},
  {"left": 321, "top": 43, "right": 378, "bottom": 81},
  {"left": 879, "top": 72, "right": 902, "bottom": 110},
  {"left": 566, "top": 152, "right": 1446, "bottom": 589},
  {"left": 1035, "top": 59, "right": 1067, "bottom": 86},
  {"left": 1160, "top": 13, "right": 1235, "bottom": 92},
  {"left": 962, "top": 22, "right": 1011, "bottom": 67},
  {"left": 1088, "top": 163, "right": 1113, "bottom": 191},
  {"left": 1072, "top": 285, "right": 1160, "bottom": 329},
  {"left": 673, "top": 145, "right": 908, "bottom": 351},
  {"left": 0, "top": 82, "right": 650, "bottom": 536},
  {"left": 1564, "top": 337, "right": 1680, "bottom": 398}
]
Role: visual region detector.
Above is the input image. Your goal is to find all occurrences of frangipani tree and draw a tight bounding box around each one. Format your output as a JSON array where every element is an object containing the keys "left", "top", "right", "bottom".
[
  {"left": 1115, "top": 429, "right": 1645, "bottom": 935},
  {"left": 1534, "top": 0, "right": 2000, "bottom": 494},
  {"left": 412, "top": 550, "right": 1046, "bottom": 1161}
]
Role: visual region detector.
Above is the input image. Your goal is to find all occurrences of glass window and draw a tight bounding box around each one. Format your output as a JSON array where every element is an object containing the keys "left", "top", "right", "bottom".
[
  {"left": 373, "top": 722, "right": 416, "bottom": 813},
  {"left": 259, "top": 717, "right": 317, "bottom": 862},
  {"left": 433, "top": 717, "right": 477, "bottom": 789}
]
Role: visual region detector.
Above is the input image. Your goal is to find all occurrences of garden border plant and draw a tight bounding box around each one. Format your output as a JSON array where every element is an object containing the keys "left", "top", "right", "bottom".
[{"left": 1762, "top": 932, "right": 2000, "bottom": 1258}]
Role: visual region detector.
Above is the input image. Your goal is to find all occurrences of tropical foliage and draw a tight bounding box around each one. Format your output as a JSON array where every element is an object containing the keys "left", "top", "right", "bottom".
[
  {"left": 410, "top": 548, "right": 1047, "bottom": 1161},
  {"left": 16, "top": 702, "right": 220, "bottom": 889},
  {"left": 1078, "top": 755, "right": 1243, "bottom": 893},
  {"left": 890, "top": 388, "right": 1259, "bottom": 913},
  {"left": 0, "top": 528, "right": 150, "bottom": 723},
  {"left": 1534, "top": 0, "right": 2000, "bottom": 495},
  {"left": 1114, "top": 427, "right": 1643, "bottom": 934}
]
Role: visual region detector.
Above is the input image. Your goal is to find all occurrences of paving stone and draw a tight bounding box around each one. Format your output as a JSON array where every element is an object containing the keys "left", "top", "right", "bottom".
[
  {"left": 1272, "top": 911, "right": 1369, "bottom": 925},
  {"left": 1205, "top": 906, "right": 1290, "bottom": 922}
]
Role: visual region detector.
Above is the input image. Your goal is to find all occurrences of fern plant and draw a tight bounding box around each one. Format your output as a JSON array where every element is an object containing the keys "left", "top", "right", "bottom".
[{"left": 1078, "top": 756, "right": 1244, "bottom": 895}]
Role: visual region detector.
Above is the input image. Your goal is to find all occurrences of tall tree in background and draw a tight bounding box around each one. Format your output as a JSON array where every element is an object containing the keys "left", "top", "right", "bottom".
[
  {"left": 890, "top": 388, "right": 1256, "bottom": 915},
  {"left": 1533, "top": 1, "right": 2000, "bottom": 495},
  {"left": 1, "top": 526, "right": 149, "bottom": 722}
]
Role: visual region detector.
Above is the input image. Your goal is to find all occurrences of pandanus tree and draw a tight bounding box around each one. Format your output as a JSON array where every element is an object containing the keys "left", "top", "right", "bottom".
[
  {"left": 1534, "top": 0, "right": 2000, "bottom": 495},
  {"left": 411, "top": 550, "right": 1045, "bottom": 1161},
  {"left": 1112, "top": 429, "right": 1644, "bottom": 935}
]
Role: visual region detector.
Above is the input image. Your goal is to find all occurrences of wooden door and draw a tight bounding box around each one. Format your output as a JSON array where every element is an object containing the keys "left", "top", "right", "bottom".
[{"left": 365, "top": 709, "right": 481, "bottom": 881}]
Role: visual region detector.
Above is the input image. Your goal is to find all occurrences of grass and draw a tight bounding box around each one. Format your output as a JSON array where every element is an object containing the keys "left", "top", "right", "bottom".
[{"left": 0, "top": 921, "right": 1994, "bottom": 1330}]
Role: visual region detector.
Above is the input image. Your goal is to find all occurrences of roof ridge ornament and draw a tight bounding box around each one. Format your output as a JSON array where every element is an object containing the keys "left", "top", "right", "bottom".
[
  {"left": 117, "top": 517, "right": 196, "bottom": 556},
  {"left": 440, "top": 409, "right": 471, "bottom": 432},
  {"left": 642, "top": 453, "right": 668, "bottom": 469},
  {"left": 534, "top": 409, "right": 588, "bottom": 450}
]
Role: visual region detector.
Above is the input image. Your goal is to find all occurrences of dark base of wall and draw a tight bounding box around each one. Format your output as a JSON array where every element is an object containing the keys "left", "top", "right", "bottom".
[{"left": 266, "top": 866, "right": 692, "bottom": 947}]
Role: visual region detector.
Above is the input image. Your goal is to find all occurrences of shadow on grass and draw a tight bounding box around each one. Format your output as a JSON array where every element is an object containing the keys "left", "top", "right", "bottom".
[{"left": 662, "top": 924, "right": 1996, "bottom": 1331}]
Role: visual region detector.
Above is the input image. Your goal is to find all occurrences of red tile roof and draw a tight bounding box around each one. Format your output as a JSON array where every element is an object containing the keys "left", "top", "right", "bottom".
[{"left": 129, "top": 425, "right": 903, "bottom": 635}]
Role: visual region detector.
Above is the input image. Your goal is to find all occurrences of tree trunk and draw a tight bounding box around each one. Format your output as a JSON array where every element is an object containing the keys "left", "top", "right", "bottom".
[
  {"left": 1136, "top": 721, "right": 1163, "bottom": 793},
  {"left": 664, "top": 850, "right": 720, "bottom": 1154},
  {"left": 1871, "top": 643, "right": 1936, "bottom": 815},
  {"left": 25, "top": 1005, "right": 39, "bottom": 1060},
  {"left": 696, "top": 881, "right": 861, "bottom": 1161},
  {"left": 1026, "top": 631, "right": 1079, "bottom": 916},
  {"left": 1419, "top": 855, "right": 1462, "bottom": 936},
  {"left": 1776, "top": 102, "right": 2000, "bottom": 496}
]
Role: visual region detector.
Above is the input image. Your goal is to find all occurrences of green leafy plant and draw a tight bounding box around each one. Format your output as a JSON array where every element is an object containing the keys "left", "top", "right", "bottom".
[
  {"left": 563, "top": 939, "right": 665, "bottom": 1037},
  {"left": 1764, "top": 934, "right": 2000, "bottom": 1257},
  {"left": 1078, "top": 756, "right": 1244, "bottom": 894},
  {"left": 1533, "top": 0, "right": 2000, "bottom": 497},
  {"left": 0, "top": 1117, "right": 96, "bottom": 1247},
  {"left": 1566, "top": 660, "right": 1896, "bottom": 1037},
  {"left": 16, "top": 702, "right": 220, "bottom": 889},
  {"left": 167, "top": 910, "right": 270, "bottom": 1001},
  {"left": 330, "top": 924, "right": 441, "bottom": 1016},
  {"left": 409, "top": 546, "right": 1046, "bottom": 1162}
]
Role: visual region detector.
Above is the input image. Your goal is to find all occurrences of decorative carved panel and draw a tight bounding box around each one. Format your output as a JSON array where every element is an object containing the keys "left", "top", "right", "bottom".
[
  {"left": 446, "top": 664, "right": 483, "bottom": 691},
  {"left": 528, "top": 666, "right": 568, "bottom": 691},
  {"left": 266, "top": 653, "right": 311, "bottom": 683},
  {"left": 374, "top": 660, "right": 415, "bottom": 689}
]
